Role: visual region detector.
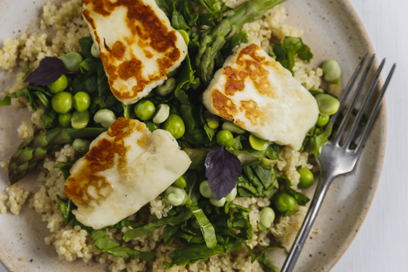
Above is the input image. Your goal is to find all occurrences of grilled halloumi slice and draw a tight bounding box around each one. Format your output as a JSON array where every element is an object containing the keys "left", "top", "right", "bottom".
[
  {"left": 82, "top": 0, "right": 188, "bottom": 105},
  {"left": 202, "top": 44, "right": 319, "bottom": 150},
  {"left": 64, "top": 118, "right": 191, "bottom": 229}
]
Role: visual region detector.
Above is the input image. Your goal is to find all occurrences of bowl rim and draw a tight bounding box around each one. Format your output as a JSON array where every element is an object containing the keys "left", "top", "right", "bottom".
[
  {"left": 324, "top": 0, "right": 387, "bottom": 271},
  {"left": 0, "top": 0, "right": 387, "bottom": 271}
]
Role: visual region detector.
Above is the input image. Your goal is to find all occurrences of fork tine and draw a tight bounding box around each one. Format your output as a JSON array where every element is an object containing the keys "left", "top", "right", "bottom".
[
  {"left": 344, "top": 59, "right": 386, "bottom": 148},
  {"left": 326, "top": 52, "right": 369, "bottom": 130},
  {"left": 333, "top": 55, "right": 376, "bottom": 144},
  {"left": 355, "top": 64, "right": 397, "bottom": 154}
]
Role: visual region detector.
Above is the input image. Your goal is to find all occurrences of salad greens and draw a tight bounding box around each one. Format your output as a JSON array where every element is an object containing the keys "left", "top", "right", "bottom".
[
  {"left": 250, "top": 246, "right": 284, "bottom": 272},
  {"left": 272, "top": 37, "right": 313, "bottom": 75},
  {"left": 92, "top": 229, "right": 156, "bottom": 261},
  {"left": 237, "top": 165, "right": 279, "bottom": 198},
  {"left": 0, "top": 0, "right": 345, "bottom": 269},
  {"left": 123, "top": 207, "right": 192, "bottom": 242},
  {"left": 57, "top": 195, "right": 155, "bottom": 261}
]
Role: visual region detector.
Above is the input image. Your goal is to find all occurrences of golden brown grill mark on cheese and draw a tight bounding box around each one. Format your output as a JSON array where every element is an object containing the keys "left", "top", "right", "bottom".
[
  {"left": 236, "top": 119, "right": 246, "bottom": 128},
  {"left": 144, "top": 50, "right": 154, "bottom": 59},
  {"left": 222, "top": 44, "right": 274, "bottom": 97},
  {"left": 64, "top": 118, "right": 149, "bottom": 206},
  {"left": 240, "top": 100, "right": 265, "bottom": 126},
  {"left": 212, "top": 90, "right": 237, "bottom": 121},
  {"left": 118, "top": 59, "right": 143, "bottom": 81},
  {"left": 82, "top": 0, "right": 182, "bottom": 101},
  {"left": 224, "top": 67, "right": 246, "bottom": 96},
  {"left": 112, "top": 41, "right": 126, "bottom": 60},
  {"left": 210, "top": 44, "right": 279, "bottom": 126}
]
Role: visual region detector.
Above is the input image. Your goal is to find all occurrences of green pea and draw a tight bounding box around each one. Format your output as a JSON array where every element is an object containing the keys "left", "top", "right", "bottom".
[
  {"left": 58, "top": 113, "right": 72, "bottom": 127},
  {"left": 226, "top": 187, "right": 237, "bottom": 202},
  {"left": 134, "top": 100, "right": 156, "bottom": 121},
  {"left": 204, "top": 111, "right": 219, "bottom": 129},
  {"left": 167, "top": 193, "right": 184, "bottom": 206},
  {"left": 156, "top": 78, "right": 176, "bottom": 96},
  {"left": 322, "top": 60, "right": 341, "bottom": 83},
  {"left": 73, "top": 92, "right": 91, "bottom": 112},
  {"left": 199, "top": 180, "right": 214, "bottom": 199},
  {"left": 216, "top": 130, "right": 234, "bottom": 147},
  {"left": 315, "top": 94, "right": 340, "bottom": 116},
  {"left": 165, "top": 186, "right": 187, "bottom": 206},
  {"left": 165, "top": 186, "right": 185, "bottom": 196},
  {"left": 60, "top": 52, "right": 83, "bottom": 72},
  {"left": 52, "top": 92, "right": 73, "bottom": 114},
  {"left": 210, "top": 197, "right": 226, "bottom": 207},
  {"left": 222, "top": 122, "right": 246, "bottom": 134},
  {"left": 249, "top": 134, "right": 269, "bottom": 151},
  {"left": 91, "top": 43, "right": 100, "bottom": 58},
  {"left": 297, "top": 168, "right": 314, "bottom": 189},
  {"left": 316, "top": 114, "right": 330, "bottom": 127},
  {"left": 153, "top": 104, "right": 170, "bottom": 124},
  {"left": 71, "top": 110, "right": 90, "bottom": 129},
  {"left": 163, "top": 114, "right": 185, "bottom": 139},
  {"left": 274, "top": 193, "right": 296, "bottom": 214},
  {"left": 47, "top": 74, "right": 68, "bottom": 94},
  {"left": 94, "top": 109, "right": 116, "bottom": 128},
  {"left": 72, "top": 139, "right": 91, "bottom": 153},
  {"left": 178, "top": 29, "right": 190, "bottom": 45},
  {"left": 260, "top": 207, "right": 275, "bottom": 228},
  {"left": 145, "top": 121, "right": 159, "bottom": 132},
  {"left": 173, "top": 176, "right": 187, "bottom": 189}
]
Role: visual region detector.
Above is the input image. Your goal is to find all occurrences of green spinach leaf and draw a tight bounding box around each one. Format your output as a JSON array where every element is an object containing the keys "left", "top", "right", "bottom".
[
  {"left": 308, "top": 125, "right": 333, "bottom": 157},
  {"left": 251, "top": 246, "right": 283, "bottom": 272},
  {"left": 91, "top": 229, "right": 155, "bottom": 261},
  {"left": 164, "top": 240, "right": 244, "bottom": 268},
  {"left": 237, "top": 165, "right": 278, "bottom": 198},
  {"left": 123, "top": 207, "right": 192, "bottom": 242},
  {"left": 273, "top": 37, "right": 313, "bottom": 75},
  {"left": 79, "top": 37, "right": 94, "bottom": 59}
]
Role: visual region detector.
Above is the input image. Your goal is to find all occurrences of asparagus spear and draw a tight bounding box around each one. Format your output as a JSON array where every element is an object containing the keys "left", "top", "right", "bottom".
[
  {"left": 196, "top": 0, "right": 287, "bottom": 84},
  {"left": 8, "top": 127, "right": 106, "bottom": 184}
]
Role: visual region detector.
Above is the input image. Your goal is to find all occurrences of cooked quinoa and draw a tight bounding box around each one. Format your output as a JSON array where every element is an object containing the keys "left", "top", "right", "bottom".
[{"left": 0, "top": 0, "right": 324, "bottom": 271}]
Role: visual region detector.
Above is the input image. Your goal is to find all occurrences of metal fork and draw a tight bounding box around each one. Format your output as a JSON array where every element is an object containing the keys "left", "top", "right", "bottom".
[{"left": 281, "top": 54, "right": 397, "bottom": 272}]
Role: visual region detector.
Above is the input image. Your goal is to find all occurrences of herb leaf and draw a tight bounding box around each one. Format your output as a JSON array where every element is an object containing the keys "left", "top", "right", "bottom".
[
  {"left": 22, "top": 64, "right": 30, "bottom": 79},
  {"left": 205, "top": 146, "right": 242, "bottom": 200},
  {"left": 24, "top": 57, "right": 71, "bottom": 86},
  {"left": 79, "top": 36, "right": 94, "bottom": 59},
  {"left": 0, "top": 95, "right": 11, "bottom": 107},
  {"left": 251, "top": 246, "right": 284, "bottom": 272},
  {"left": 186, "top": 202, "right": 217, "bottom": 249},
  {"left": 91, "top": 229, "right": 156, "bottom": 261},
  {"left": 273, "top": 37, "right": 313, "bottom": 75},
  {"left": 236, "top": 165, "right": 278, "bottom": 198},
  {"left": 308, "top": 125, "right": 333, "bottom": 157},
  {"left": 123, "top": 207, "right": 192, "bottom": 242},
  {"left": 164, "top": 240, "right": 244, "bottom": 268},
  {"left": 41, "top": 108, "right": 57, "bottom": 129},
  {"left": 56, "top": 195, "right": 93, "bottom": 232}
]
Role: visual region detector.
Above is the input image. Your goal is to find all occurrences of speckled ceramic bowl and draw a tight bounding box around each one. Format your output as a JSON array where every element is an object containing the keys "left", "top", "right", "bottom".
[{"left": 0, "top": 0, "right": 386, "bottom": 271}]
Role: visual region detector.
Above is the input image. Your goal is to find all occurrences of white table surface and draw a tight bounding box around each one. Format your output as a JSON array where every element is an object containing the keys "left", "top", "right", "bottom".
[{"left": 1, "top": 0, "right": 407, "bottom": 271}]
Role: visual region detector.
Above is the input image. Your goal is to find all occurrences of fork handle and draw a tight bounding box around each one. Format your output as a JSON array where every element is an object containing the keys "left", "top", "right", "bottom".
[{"left": 280, "top": 176, "right": 334, "bottom": 272}]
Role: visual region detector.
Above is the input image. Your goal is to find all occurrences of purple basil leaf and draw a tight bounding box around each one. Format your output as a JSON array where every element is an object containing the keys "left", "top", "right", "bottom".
[
  {"left": 205, "top": 146, "right": 242, "bottom": 200},
  {"left": 24, "top": 57, "right": 71, "bottom": 86}
]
